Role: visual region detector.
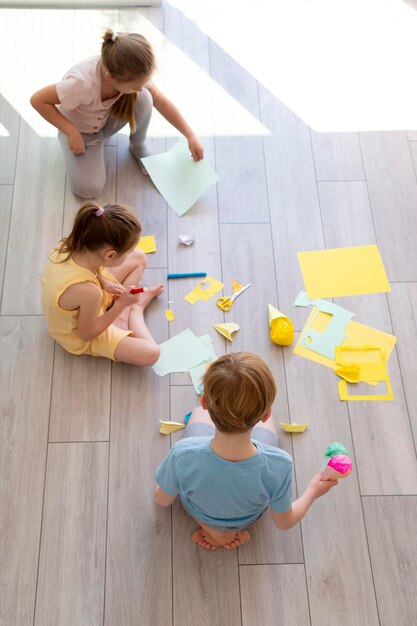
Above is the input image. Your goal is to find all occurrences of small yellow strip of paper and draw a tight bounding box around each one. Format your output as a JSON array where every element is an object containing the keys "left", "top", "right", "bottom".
[
  {"left": 159, "top": 420, "right": 186, "bottom": 434},
  {"left": 184, "top": 277, "right": 224, "bottom": 304},
  {"left": 137, "top": 235, "right": 157, "bottom": 254},
  {"left": 232, "top": 279, "right": 243, "bottom": 292},
  {"left": 214, "top": 323, "right": 240, "bottom": 341},
  {"left": 165, "top": 309, "right": 175, "bottom": 321},
  {"left": 280, "top": 422, "right": 309, "bottom": 433}
]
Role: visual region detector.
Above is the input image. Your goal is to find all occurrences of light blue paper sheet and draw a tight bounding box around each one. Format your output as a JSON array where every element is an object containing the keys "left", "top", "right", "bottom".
[
  {"left": 152, "top": 329, "right": 212, "bottom": 377},
  {"left": 141, "top": 139, "right": 220, "bottom": 216},
  {"left": 188, "top": 334, "right": 218, "bottom": 394},
  {"left": 294, "top": 291, "right": 354, "bottom": 359}
]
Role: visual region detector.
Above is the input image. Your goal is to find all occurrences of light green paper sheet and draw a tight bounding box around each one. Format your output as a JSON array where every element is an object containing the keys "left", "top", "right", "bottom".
[
  {"left": 141, "top": 139, "right": 220, "bottom": 216},
  {"left": 188, "top": 334, "right": 218, "bottom": 394},
  {"left": 152, "top": 329, "right": 212, "bottom": 377}
]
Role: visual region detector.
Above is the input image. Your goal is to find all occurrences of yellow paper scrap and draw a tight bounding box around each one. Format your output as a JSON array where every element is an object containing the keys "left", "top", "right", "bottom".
[
  {"left": 294, "top": 308, "right": 397, "bottom": 369},
  {"left": 338, "top": 380, "right": 393, "bottom": 401},
  {"left": 137, "top": 235, "right": 157, "bottom": 254},
  {"left": 280, "top": 422, "right": 309, "bottom": 433},
  {"left": 232, "top": 279, "right": 244, "bottom": 292},
  {"left": 334, "top": 345, "right": 388, "bottom": 381},
  {"left": 184, "top": 277, "right": 224, "bottom": 304},
  {"left": 297, "top": 245, "right": 391, "bottom": 298},
  {"left": 214, "top": 322, "right": 240, "bottom": 341},
  {"left": 159, "top": 420, "right": 186, "bottom": 434},
  {"left": 165, "top": 309, "right": 175, "bottom": 322}
]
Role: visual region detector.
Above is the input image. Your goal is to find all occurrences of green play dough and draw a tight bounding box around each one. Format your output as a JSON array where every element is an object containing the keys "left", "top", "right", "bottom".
[{"left": 324, "top": 442, "right": 348, "bottom": 458}]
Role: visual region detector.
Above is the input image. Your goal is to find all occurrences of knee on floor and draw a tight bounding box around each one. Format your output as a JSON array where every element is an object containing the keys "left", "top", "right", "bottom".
[{"left": 70, "top": 177, "right": 105, "bottom": 199}]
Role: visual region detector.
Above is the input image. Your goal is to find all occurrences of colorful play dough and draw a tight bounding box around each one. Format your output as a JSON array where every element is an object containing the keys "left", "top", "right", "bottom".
[{"left": 322, "top": 454, "right": 352, "bottom": 481}]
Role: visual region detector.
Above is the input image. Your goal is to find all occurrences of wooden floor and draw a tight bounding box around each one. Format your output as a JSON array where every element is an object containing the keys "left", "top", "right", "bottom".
[{"left": 1, "top": 4, "right": 417, "bottom": 626}]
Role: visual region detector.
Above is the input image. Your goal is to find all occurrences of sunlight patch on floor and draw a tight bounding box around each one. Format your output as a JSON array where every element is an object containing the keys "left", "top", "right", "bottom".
[{"left": 169, "top": 0, "right": 417, "bottom": 132}]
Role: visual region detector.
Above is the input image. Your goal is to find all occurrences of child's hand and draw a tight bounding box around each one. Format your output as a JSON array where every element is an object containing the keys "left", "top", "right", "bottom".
[
  {"left": 188, "top": 134, "right": 204, "bottom": 161},
  {"left": 308, "top": 471, "right": 339, "bottom": 499},
  {"left": 67, "top": 128, "right": 85, "bottom": 155},
  {"left": 117, "top": 286, "right": 141, "bottom": 308}
]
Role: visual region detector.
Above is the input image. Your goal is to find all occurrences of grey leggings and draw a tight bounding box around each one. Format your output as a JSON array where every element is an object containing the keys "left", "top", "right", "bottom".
[{"left": 58, "top": 87, "right": 153, "bottom": 199}]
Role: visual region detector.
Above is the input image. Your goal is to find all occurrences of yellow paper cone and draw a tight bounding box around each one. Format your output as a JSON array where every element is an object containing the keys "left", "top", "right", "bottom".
[
  {"left": 159, "top": 420, "right": 186, "bottom": 435},
  {"left": 214, "top": 323, "right": 240, "bottom": 341}
]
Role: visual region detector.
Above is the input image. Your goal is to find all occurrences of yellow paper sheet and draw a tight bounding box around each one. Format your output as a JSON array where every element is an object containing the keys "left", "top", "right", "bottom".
[
  {"left": 280, "top": 422, "right": 309, "bottom": 433},
  {"left": 184, "top": 277, "right": 224, "bottom": 304},
  {"left": 137, "top": 235, "right": 157, "bottom": 254},
  {"left": 294, "top": 309, "right": 397, "bottom": 369},
  {"left": 165, "top": 309, "right": 175, "bottom": 322},
  {"left": 214, "top": 322, "right": 240, "bottom": 341},
  {"left": 298, "top": 245, "right": 391, "bottom": 298},
  {"left": 334, "top": 345, "right": 393, "bottom": 400},
  {"left": 159, "top": 420, "right": 186, "bottom": 434}
]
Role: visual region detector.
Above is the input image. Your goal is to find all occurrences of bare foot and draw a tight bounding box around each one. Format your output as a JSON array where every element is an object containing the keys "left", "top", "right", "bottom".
[
  {"left": 134, "top": 284, "right": 164, "bottom": 311},
  {"left": 223, "top": 530, "right": 251, "bottom": 550},
  {"left": 191, "top": 529, "right": 222, "bottom": 551}
]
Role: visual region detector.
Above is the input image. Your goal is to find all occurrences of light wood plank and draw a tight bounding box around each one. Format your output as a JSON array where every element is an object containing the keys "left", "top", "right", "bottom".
[
  {"left": 34, "top": 442, "right": 108, "bottom": 626},
  {"left": 240, "top": 564, "right": 310, "bottom": 626},
  {"left": 172, "top": 499, "right": 241, "bottom": 626},
  {"left": 105, "top": 268, "right": 172, "bottom": 626},
  {"left": 388, "top": 282, "right": 417, "bottom": 445},
  {"left": 1, "top": 122, "right": 65, "bottom": 315},
  {"left": 0, "top": 185, "right": 13, "bottom": 306},
  {"left": 0, "top": 317, "right": 54, "bottom": 626},
  {"left": 0, "top": 94, "right": 20, "bottom": 184},
  {"left": 317, "top": 182, "right": 417, "bottom": 493},
  {"left": 210, "top": 40, "right": 269, "bottom": 223},
  {"left": 259, "top": 86, "right": 325, "bottom": 330},
  {"left": 360, "top": 131, "right": 417, "bottom": 281},
  {"left": 310, "top": 131, "right": 365, "bottom": 181},
  {"left": 284, "top": 344, "right": 379, "bottom": 625},
  {"left": 363, "top": 496, "right": 417, "bottom": 625},
  {"left": 219, "top": 223, "right": 303, "bottom": 564},
  {"left": 49, "top": 346, "right": 111, "bottom": 442}
]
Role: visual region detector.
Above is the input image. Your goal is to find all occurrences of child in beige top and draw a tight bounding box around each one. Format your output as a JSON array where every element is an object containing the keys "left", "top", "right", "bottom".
[{"left": 31, "top": 29, "right": 204, "bottom": 199}]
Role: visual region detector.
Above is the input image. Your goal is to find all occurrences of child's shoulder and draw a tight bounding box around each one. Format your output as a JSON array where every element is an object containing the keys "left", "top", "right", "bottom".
[
  {"left": 255, "top": 442, "right": 293, "bottom": 467},
  {"left": 171, "top": 436, "right": 211, "bottom": 458}
]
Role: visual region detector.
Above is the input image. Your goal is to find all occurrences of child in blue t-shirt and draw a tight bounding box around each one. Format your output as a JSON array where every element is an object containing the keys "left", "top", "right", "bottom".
[{"left": 155, "top": 352, "right": 338, "bottom": 551}]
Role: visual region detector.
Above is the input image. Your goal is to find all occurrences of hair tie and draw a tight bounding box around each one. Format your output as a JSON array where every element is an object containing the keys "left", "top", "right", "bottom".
[
  {"left": 111, "top": 32, "right": 119, "bottom": 42},
  {"left": 95, "top": 207, "right": 105, "bottom": 216}
]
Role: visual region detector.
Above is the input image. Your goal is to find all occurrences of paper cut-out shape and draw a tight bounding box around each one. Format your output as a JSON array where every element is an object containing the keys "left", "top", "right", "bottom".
[
  {"left": 141, "top": 139, "right": 220, "bottom": 216},
  {"left": 159, "top": 420, "right": 186, "bottom": 434},
  {"left": 152, "top": 329, "right": 212, "bottom": 377},
  {"left": 268, "top": 304, "right": 295, "bottom": 346},
  {"left": 137, "top": 235, "right": 156, "bottom": 254},
  {"left": 294, "top": 309, "right": 397, "bottom": 369},
  {"left": 338, "top": 380, "right": 394, "bottom": 401},
  {"left": 280, "top": 422, "right": 309, "bottom": 433},
  {"left": 214, "top": 323, "right": 240, "bottom": 341},
  {"left": 298, "top": 245, "right": 391, "bottom": 298},
  {"left": 165, "top": 309, "right": 175, "bottom": 322},
  {"left": 231, "top": 279, "right": 243, "bottom": 292},
  {"left": 178, "top": 234, "right": 196, "bottom": 246},
  {"left": 184, "top": 277, "right": 224, "bottom": 304},
  {"left": 188, "top": 334, "right": 217, "bottom": 394},
  {"left": 294, "top": 291, "right": 354, "bottom": 359},
  {"left": 333, "top": 344, "right": 394, "bottom": 401}
]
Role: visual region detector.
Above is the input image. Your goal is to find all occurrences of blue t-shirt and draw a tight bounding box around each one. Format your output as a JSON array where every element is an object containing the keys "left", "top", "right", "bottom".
[{"left": 155, "top": 437, "right": 293, "bottom": 529}]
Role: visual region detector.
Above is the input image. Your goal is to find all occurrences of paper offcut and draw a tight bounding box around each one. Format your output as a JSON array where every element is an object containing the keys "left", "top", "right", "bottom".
[
  {"left": 137, "top": 235, "right": 156, "bottom": 254},
  {"left": 214, "top": 323, "right": 240, "bottom": 341},
  {"left": 185, "top": 277, "right": 224, "bottom": 304},
  {"left": 165, "top": 309, "right": 175, "bottom": 322},
  {"left": 152, "top": 329, "right": 212, "bottom": 377}
]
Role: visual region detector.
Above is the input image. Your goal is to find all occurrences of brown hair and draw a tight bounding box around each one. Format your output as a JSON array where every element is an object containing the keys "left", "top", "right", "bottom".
[
  {"left": 203, "top": 352, "right": 277, "bottom": 433},
  {"left": 102, "top": 29, "right": 156, "bottom": 132},
  {"left": 57, "top": 202, "right": 141, "bottom": 259}
]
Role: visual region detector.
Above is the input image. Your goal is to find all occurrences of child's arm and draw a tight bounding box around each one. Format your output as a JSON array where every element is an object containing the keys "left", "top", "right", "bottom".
[
  {"left": 148, "top": 84, "right": 204, "bottom": 161},
  {"left": 70, "top": 282, "right": 138, "bottom": 341},
  {"left": 155, "top": 485, "right": 177, "bottom": 507},
  {"left": 30, "top": 85, "right": 85, "bottom": 154},
  {"left": 271, "top": 471, "right": 338, "bottom": 530}
]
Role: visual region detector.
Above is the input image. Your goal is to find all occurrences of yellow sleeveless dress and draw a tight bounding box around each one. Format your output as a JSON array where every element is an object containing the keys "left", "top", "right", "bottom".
[{"left": 41, "top": 248, "right": 131, "bottom": 360}]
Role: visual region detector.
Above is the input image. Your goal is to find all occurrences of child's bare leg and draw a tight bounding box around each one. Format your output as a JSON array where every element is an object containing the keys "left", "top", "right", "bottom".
[
  {"left": 113, "top": 285, "right": 164, "bottom": 366},
  {"left": 187, "top": 405, "right": 215, "bottom": 427},
  {"left": 107, "top": 248, "right": 147, "bottom": 288}
]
